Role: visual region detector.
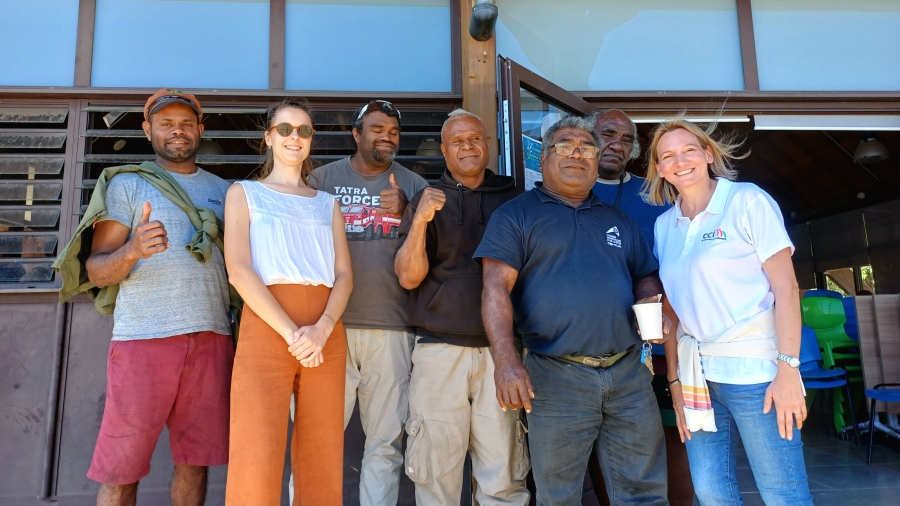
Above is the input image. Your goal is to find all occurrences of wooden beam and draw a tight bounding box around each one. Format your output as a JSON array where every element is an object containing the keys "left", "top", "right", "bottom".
[
  {"left": 736, "top": 0, "right": 760, "bottom": 91},
  {"left": 460, "top": 0, "right": 498, "bottom": 170},
  {"left": 73, "top": 0, "right": 96, "bottom": 87},
  {"left": 269, "top": 0, "right": 286, "bottom": 90}
]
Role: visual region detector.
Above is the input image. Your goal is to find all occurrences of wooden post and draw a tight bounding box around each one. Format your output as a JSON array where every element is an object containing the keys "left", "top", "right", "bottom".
[{"left": 460, "top": 0, "right": 498, "bottom": 170}]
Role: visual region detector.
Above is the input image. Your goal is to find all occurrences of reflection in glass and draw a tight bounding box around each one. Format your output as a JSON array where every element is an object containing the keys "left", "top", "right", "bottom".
[
  {"left": 496, "top": 0, "right": 743, "bottom": 91},
  {"left": 92, "top": 0, "right": 269, "bottom": 89},
  {"left": 0, "top": 209, "right": 61, "bottom": 229},
  {"left": 0, "top": 158, "right": 65, "bottom": 176},
  {"left": 285, "top": 0, "right": 452, "bottom": 92},
  {"left": 0, "top": 0, "right": 79, "bottom": 86},
  {"left": 753, "top": 0, "right": 900, "bottom": 91},
  {"left": 0, "top": 261, "right": 55, "bottom": 283},
  {"left": 519, "top": 88, "right": 564, "bottom": 190},
  {"left": 0, "top": 132, "right": 67, "bottom": 150},
  {"left": 0, "top": 235, "right": 59, "bottom": 256},
  {"left": 0, "top": 183, "right": 64, "bottom": 202}
]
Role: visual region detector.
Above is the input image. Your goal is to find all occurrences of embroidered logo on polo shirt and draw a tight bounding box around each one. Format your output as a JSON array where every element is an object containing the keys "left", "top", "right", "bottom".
[
  {"left": 207, "top": 198, "right": 223, "bottom": 206},
  {"left": 702, "top": 228, "right": 727, "bottom": 241},
  {"left": 606, "top": 226, "right": 622, "bottom": 248}
]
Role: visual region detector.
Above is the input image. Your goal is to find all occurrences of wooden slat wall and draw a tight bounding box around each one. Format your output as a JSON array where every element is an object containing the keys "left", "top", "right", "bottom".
[{"left": 856, "top": 295, "right": 900, "bottom": 413}]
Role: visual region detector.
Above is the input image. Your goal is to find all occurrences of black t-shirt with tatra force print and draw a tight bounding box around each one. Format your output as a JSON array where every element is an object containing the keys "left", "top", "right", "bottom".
[{"left": 311, "top": 157, "right": 428, "bottom": 330}]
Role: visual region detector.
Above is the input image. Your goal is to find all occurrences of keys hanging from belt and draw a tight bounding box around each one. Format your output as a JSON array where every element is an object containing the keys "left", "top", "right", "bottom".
[{"left": 640, "top": 342, "right": 654, "bottom": 375}]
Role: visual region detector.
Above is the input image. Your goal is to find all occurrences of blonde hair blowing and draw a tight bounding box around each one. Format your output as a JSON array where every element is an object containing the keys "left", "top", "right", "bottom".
[{"left": 642, "top": 114, "right": 748, "bottom": 205}]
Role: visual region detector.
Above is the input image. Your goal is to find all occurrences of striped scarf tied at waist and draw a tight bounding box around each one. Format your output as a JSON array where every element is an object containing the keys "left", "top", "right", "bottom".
[{"left": 676, "top": 306, "right": 778, "bottom": 433}]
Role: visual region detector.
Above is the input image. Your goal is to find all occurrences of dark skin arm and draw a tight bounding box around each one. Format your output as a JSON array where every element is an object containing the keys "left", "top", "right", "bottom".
[
  {"left": 633, "top": 271, "right": 673, "bottom": 343},
  {"left": 482, "top": 258, "right": 534, "bottom": 413},
  {"left": 634, "top": 270, "right": 664, "bottom": 302},
  {"left": 86, "top": 202, "right": 169, "bottom": 287},
  {"left": 395, "top": 188, "right": 446, "bottom": 289}
]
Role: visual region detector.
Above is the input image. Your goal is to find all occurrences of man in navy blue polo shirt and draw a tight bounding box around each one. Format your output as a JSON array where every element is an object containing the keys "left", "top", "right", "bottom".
[{"left": 475, "top": 115, "right": 669, "bottom": 506}]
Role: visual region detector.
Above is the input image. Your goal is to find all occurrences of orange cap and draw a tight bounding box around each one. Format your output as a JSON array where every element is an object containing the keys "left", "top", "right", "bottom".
[{"left": 143, "top": 89, "right": 203, "bottom": 121}]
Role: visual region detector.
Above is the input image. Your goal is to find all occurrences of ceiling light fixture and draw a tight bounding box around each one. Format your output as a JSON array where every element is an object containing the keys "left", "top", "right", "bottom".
[
  {"left": 416, "top": 138, "right": 441, "bottom": 157},
  {"left": 853, "top": 138, "right": 889, "bottom": 164},
  {"left": 197, "top": 139, "right": 224, "bottom": 165}
]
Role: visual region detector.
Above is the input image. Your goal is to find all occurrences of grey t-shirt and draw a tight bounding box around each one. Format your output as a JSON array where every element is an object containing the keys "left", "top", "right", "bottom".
[
  {"left": 101, "top": 168, "right": 232, "bottom": 340},
  {"left": 312, "top": 157, "right": 428, "bottom": 330}
]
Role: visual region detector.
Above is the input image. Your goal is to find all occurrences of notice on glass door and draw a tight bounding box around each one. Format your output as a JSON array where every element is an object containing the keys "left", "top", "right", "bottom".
[{"left": 523, "top": 134, "right": 542, "bottom": 191}]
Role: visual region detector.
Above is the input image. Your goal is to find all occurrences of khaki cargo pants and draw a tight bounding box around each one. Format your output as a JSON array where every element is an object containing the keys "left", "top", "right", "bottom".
[
  {"left": 344, "top": 328, "right": 416, "bottom": 506},
  {"left": 405, "top": 341, "right": 531, "bottom": 506}
]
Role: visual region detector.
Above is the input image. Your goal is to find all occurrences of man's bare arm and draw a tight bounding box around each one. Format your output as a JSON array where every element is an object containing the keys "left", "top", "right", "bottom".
[
  {"left": 395, "top": 188, "right": 446, "bottom": 289},
  {"left": 86, "top": 202, "right": 168, "bottom": 287},
  {"left": 634, "top": 271, "right": 664, "bottom": 302},
  {"left": 482, "top": 258, "right": 534, "bottom": 412}
]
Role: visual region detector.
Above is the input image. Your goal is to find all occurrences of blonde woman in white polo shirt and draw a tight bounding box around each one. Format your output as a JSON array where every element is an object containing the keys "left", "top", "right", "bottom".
[{"left": 645, "top": 118, "right": 813, "bottom": 506}]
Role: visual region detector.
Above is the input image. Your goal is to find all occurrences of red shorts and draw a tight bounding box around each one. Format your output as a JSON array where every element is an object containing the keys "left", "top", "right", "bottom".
[{"left": 88, "top": 331, "right": 234, "bottom": 485}]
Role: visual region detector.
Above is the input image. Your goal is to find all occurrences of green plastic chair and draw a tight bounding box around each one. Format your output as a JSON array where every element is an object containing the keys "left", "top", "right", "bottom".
[
  {"left": 801, "top": 297, "right": 860, "bottom": 365},
  {"left": 801, "top": 297, "right": 863, "bottom": 434}
]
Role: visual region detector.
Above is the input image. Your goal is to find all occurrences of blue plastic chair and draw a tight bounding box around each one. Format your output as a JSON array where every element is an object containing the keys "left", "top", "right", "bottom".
[
  {"left": 799, "top": 326, "right": 860, "bottom": 443},
  {"left": 866, "top": 383, "right": 900, "bottom": 464},
  {"left": 803, "top": 289, "right": 844, "bottom": 300},
  {"left": 842, "top": 297, "right": 859, "bottom": 341}
]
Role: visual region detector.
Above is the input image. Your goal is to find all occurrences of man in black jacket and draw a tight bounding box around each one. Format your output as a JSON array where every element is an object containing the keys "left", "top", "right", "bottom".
[{"left": 395, "top": 110, "right": 529, "bottom": 505}]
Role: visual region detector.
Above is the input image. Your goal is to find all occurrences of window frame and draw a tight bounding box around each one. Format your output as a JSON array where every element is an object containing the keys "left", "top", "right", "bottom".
[{"left": 66, "top": 0, "right": 463, "bottom": 98}]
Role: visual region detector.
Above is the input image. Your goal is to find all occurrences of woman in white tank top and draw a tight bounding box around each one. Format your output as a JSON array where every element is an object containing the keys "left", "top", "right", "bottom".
[{"left": 223, "top": 99, "right": 352, "bottom": 505}]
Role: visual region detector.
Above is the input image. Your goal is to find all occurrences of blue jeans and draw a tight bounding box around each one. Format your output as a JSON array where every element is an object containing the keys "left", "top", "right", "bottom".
[
  {"left": 524, "top": 350, "right": 668, "bottom": 506},
  {"left": 685, "top": 381, "right": 813, "bottom": 506}
]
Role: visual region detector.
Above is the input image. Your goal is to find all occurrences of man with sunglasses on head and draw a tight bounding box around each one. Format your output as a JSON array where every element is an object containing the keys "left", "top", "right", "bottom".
[
  {"left": 311, "top": 100, "right": 428, "bottom": 506},
  {"left": 475, "top": 115, "right": 670, "bottom": 505},
  {"left": 84, "top": 90, "right": 233, "bottom": 506}
]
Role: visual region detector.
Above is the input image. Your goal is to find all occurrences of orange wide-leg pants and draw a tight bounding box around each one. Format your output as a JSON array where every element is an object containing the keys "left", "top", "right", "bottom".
[{"left": 226, "top": 284, "right": 346, "bottom": 506}]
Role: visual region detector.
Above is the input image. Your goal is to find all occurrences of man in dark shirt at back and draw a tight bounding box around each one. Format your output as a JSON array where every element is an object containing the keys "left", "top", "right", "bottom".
[{"left": 475, "top": 114, "right": 670, "bottom": 506}]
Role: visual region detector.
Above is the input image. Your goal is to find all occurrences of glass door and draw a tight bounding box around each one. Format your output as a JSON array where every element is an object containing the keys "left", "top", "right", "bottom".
[{"left": 498, "top": 57, "right": 594, "bottom": 191}]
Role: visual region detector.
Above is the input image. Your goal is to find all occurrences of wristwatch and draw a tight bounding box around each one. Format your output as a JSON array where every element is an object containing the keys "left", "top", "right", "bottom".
[{"left": 777, "top": 353, "right": 801, "bottom": 368}]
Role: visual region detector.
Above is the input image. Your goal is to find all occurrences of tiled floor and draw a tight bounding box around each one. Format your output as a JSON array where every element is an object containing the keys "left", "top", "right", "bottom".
[
  {"left": 734, "top": 429, "right": 900, "bottom": 506},
  {"left": 580, "top": 406, "right": 900, "bottom": 506}
]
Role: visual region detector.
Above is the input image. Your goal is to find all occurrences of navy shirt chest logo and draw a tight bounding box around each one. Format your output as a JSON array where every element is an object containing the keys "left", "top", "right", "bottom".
[{"left": 606, "top": 226, "right": 622, "bottom": 248}]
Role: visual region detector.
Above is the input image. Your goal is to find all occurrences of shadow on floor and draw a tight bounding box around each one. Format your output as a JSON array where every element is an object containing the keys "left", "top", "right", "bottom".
[{"left": 340, "top": 397, "right": 900, "bottom": 506}]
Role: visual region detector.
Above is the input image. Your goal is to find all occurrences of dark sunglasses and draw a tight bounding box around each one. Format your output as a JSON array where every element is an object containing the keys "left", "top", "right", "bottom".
[
  {"left": 356, "top": 100, "right": 402, "bottom": 122},
  {"left": 269, "top": 123, "right": 314, "bottom": 138}
]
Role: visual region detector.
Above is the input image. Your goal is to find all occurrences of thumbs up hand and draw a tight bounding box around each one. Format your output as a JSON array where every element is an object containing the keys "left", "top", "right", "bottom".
[
  {"left": 129, "top": 202, "right": 168, "bottom": 259},
  {"left": 378, "top": 173, "right": 409, "bottom": 218}
]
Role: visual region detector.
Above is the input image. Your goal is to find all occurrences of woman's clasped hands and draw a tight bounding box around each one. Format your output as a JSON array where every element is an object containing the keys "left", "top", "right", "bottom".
[{"left": 287, "top": 317, "right": 334, "bottom": 368}]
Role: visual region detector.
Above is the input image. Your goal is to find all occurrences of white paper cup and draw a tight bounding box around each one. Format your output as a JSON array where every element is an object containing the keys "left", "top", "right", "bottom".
[{"left": 633, "top": 302, "right": 663, "bottom": 341}]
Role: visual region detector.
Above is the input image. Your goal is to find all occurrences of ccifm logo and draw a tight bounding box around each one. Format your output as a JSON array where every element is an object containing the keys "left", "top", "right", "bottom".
[{"left": 701, "top": 228, "right": 727, "bottom": 241}]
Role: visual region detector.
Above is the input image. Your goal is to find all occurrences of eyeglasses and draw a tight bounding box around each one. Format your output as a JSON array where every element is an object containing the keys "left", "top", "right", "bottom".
[
  {"left": 356, "top": 100, "right": 402, "bottom": 122},
  {"left": 269, "top": 123, "right": 314, "bottom": 138},
  {"left": 548, "top": 143, "right": 601, "bottom": 159}
]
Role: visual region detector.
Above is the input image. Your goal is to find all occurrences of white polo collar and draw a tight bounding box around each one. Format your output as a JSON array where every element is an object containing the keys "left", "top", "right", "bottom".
[{"left": 674, "top": 178, "right": 733, "bottom": 221}]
